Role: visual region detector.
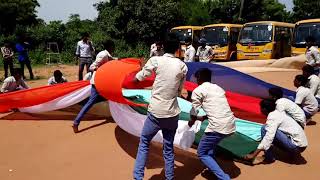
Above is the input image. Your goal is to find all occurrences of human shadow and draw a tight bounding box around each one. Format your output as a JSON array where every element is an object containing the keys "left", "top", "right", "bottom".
[
  {"left": 269, "top": 147, "right": 307, "bottom": 165},
  {"left": 115, "top": 126, "right": 241, "bottom": 180},
  {"left": 306, "top": 120, "right": 317, "bottom": 126},
  {"left": 77, "top": 118, "right": 113, "bottom": 133}
]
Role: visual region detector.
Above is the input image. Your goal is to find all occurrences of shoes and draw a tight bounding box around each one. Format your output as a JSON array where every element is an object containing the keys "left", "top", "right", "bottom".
[
  {"left": 72, "top": 125, "right": 79, "bottom": 133},
  {"left": 252, "top": 156, "right": 275, "bottom": 165}
]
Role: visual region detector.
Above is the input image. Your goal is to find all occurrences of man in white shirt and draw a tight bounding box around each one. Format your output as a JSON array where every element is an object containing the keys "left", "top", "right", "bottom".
[
  {"left": 268, "top": 87, "right": 306, "bottom": 127},
  {"left": 72, "top": 40, "right": 115, "bottom": 133},
  {"left": 1, "top": 68, "right": 29, "bottom": 93},
  {"left": 75, "top": 32, "right": 95, "bottom": 80},
  {"left": 149, "top": 42, "right": 164, "bottom": 57},
  {"left": 188, "top": 68, "right": 235, "bottom": 180},
  {"left": 305, "top": 36, "right": 320, "bottom": 75},
  {"left": 133, "top": 38, "right": 188, "bottom": 180},
  {"left": 196, "top": 38, "right": 214, "bottom": 63},
  {"left": 294, "top": 75, "right": 319, "bottom": 120},
  {"left": 48, "top": 70, "right": 68, "bottom": 85},
  {"left": 184, "top": 38, "right": 196, "bottom": 62},
  {"left": 302, "top": 65, "right": 320, "bottom": 99},
  {"left": 244, "top": 100, "right": 308, "bottom": 164}
]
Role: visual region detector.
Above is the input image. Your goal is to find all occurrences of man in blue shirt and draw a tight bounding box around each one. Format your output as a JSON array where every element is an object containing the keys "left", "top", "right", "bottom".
[{"left": 16, "top": 37, "right": 34, "bottom": 80}]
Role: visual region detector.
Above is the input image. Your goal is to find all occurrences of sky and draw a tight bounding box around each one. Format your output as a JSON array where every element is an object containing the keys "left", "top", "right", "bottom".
[{"left": 36, "top": 0, "right": 294, "bottom": 23}]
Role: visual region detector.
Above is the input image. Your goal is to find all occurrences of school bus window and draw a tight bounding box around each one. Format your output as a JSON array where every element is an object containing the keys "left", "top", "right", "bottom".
[
  {"left": 239, "top": 25, "right": 273, "bottom": 45},
  {"left": 171, "top": 29, "right": 192, "bottom": 43},
  {"left": 294, "top": 23, "right": 320, "bottom": 48},
  {"left": 202, "top": 26, "right": 228, "bottom": 46}
]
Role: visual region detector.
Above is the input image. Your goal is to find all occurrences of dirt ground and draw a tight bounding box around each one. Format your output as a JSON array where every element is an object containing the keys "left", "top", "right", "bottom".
[{"left": 0, "top": 63, "right": 318, "bottom": 180}]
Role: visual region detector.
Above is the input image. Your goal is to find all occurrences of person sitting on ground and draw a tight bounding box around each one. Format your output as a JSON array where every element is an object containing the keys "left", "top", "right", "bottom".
[
  {"left": 244, "top": 99, "right": 308, "bottom": 164},
  {"left": 269, "top": 87, "right": 306, "bottom": 128},
  {"left": 305, "top": 36, "right": 320, "bottom": 75},
  {"left": 48, "top": 70, "right": 68, "bottom": 85},
  {"left": 188, "top": 68, "right": 235, "bottom": 180},
  {"left": 184, "top": 37, "right": 196, "bottom": 62},
  {"left": 72, "top": 40, "right": 115, "bottom": 133},
  {"left": 302, "top": 64, "right": 320, "bottom": 100},
  {"left": 294, "top": 75, "right": 319, "bottom": 122},
  {"left": 149, "top": 41, "right": 164, "bottom": 57},
  {"left": 196, "top": 38, "right": 215, "bottom": 63},
  {"left": 1, "top": 68, "right": 29, "bottom": 93}
]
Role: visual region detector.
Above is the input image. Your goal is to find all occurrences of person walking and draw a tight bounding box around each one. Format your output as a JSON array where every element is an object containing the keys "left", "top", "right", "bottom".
[{"left": 76, "top": 32, "right": 95, "bottom": 80}]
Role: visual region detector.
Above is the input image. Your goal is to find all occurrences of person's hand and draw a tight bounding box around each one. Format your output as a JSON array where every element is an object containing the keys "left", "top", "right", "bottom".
[{"left": 244, "top": 153, "right": 256, "bottom": 161}]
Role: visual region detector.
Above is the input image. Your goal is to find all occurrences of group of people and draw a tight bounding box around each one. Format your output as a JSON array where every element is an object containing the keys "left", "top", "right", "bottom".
[
  {"left": 150, "top": 38, "right": 215, "bottom": 63},
  {"left": 132, "top": 35, "right": 320, "bottom": 180}
]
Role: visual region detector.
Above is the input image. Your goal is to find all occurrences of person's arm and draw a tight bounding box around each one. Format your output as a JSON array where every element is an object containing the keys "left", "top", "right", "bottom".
[
  {"left": 1, "top": 80, "right": 9, "bottom": 93},
  {"left": 134, "top": 57, "right": 158, "bottom": 82},
  {"left": 195, "top": 47, "right": 200, "bottom": 61},
  {"left": 295, "top": 90, "right": 304, "bottom": 106},
  {"left": 9, "top": 48, "right": 14, "bottom": 57},
  {"left": 149, "top": 50, "right": 154, "bottom": 58},
  {"left": 308, "top": 78, "right": 318, "bottom": 95},
  {"left": 89, "top": 41, "right": 95, "bottom": 55},
  {"left": 178, "top": 65, "right": 188, "bottom": 96},
  {"left": 0, "top": 47, "right": 5, "bottom": 58},
  {"left": 48, "top": 77, "right": 53, "bottom": 85},
  {"left": 20, "top": 79, "right": 29, "bottom": 89},
  {"left": 189, "top": 87, "right": 205, "bottom": 126},
  {"left": 244, "top": 117, "right": 280, "bottom": 160},
  {"left": 313, "top": 50, "right": 320, "bottom": 66},
  {"left": 75, "top": 42, "right": 80, "bottom": 58},
  {"left": 189, "top": 48, "right": 196, "bottom": 61}
]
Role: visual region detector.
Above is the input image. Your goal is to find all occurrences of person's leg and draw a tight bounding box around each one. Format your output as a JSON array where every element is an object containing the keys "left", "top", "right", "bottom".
[
  {"left": 133, "top": 113, "right": 160, "bottom": 180},
  {"left": 25, "top": 59, "right": 34, "bottom": 79},
  {"left": 78, "top": 58, "right": 85, "bottom": 80},
  {"left": 8, "top": 59, "right": 14, "bottom": 77},
  {"left": 86, "top": 59, "right": 92, "bottom": 73},
  {"left": 20, "top": 61, "right": 25, "bottom": 79},
  {"left": 197, "top": 132, "right": 230, "bottom": 180},
  {"left": 3, "top": 60, "right": 9, "bottom": 78},
  {"left": 160, "top": 116, "right": 179, "bottom": 180},
  {"left": 73, "top": 86, "right": 101, "bottom": 127}
]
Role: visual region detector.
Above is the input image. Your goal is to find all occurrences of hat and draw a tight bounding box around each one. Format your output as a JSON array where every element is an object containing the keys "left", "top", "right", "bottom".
[{"left": 199, "top": 38, "right": 207, "bottom": 44}]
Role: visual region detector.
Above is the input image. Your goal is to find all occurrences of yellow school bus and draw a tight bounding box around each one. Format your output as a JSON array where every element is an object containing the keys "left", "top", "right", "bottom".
[
  {"left": 292, "top": 19, "right": 320, "bottom": 56},
  {"left": 170, "top": 26, "right": 203, "bottom": 59},
  {"left": 237, "top": 21, "right": 294, "bottom": 60},
  {"left": 202, "top": 24, "right": 243, "bottom": 61}
]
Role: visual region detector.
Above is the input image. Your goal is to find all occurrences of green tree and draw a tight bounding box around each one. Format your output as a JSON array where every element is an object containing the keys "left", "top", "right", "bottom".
[
  {"left": 0, "top": 0, "right": 39, "bottom": 34},
  {"left": 292, "top": 0, "right": 320, "bottom": 21}
]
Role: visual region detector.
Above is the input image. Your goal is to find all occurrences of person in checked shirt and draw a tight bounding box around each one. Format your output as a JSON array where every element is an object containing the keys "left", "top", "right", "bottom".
[{"left": 133, "top": 37, "right": 188, "bottom": 180}]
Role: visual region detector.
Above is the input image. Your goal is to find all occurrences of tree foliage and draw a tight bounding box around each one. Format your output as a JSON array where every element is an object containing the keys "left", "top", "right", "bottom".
[
  {"left": 292, "top": 0, "right": 320, "bottom": 22},
  {"left": 0, "top": 0, "right": 39, "bottom": 34}
]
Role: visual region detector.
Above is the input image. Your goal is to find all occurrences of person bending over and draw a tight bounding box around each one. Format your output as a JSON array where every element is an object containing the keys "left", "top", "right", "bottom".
[{"left": 1, "top": 68, "right": 29, "bottom": 93}]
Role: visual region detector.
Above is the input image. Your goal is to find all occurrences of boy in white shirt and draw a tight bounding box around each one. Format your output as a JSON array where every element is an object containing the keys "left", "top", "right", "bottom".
[
  {"left": 294, "top": 75, "right": 319, "bottom": 121},
  {"left": 48, "top": 70, "right": 67, "bottom": 85},
  {"left": 268, "top": 87, "right": 306, "bottom": 128},
  {"left": 244, "top": 99, "right": 308, "bottom": 164},
  {"left": 305, "top": 36, "right": 320, "bottom": 75},
  {"left": 72, "top": 40, "right": 115, "bottom": 133},
  {"left": 188, "top": 68, "right": 235, "bottom": 180},
  {"left": 184, "top": 38, "right": 196, "bottom": 62},
  {"left": 1, "top": 68, "right": 29, "bottom": 93},
  {"left": 302, "top": 64, "right": 320, "bottom": 99},
  {"left": 196, "top": 38, "right": 215, "bottom": 63}
]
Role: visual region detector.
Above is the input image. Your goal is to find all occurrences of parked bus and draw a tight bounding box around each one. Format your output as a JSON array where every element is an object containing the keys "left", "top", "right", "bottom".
[
  {"left": 292, "top": 19, "right": 320, "bottom": 56},
  {"left": 170, "top": 26, "right": 203, "bottom": 59},
  {"left": 202, "top": 24, "right": 242, "bottom": 61},
  {"left": 237, "top": 21, "right": 294, "bottom": 60}
]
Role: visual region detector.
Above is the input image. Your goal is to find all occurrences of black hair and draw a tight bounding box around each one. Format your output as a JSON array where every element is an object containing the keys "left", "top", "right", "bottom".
[
  {"left": 185, "top": 37, "right": 192, "bottom": 44},
  {"left": 306, "top": 36, "right": 316, "bottom": 43},
  {"left": 82, "top": 32, "right": 90, "bottom": 39},
  {"left": 163, "top": 33, "right": 180, "bottom": 54},
  {"left": 195, "top": 68, "right": 212, "bottom": 82},
  {"left": 302, "top": 64, "right": 314, "bottom": 74},
  {"left": 260, "top": 99, "right": 276, "bottom": 114},
  {"left": 268, "top": 87, "right": 283, "bottom": 99},
  {"left": 12, "top": 68, "right": 22, "bottom": 76},
  {"left": 53, "top": 70, "right": 63, "bottom": 77},
  {"left": 295, "top": 75, "right": 308, "bottom": 86},
  {"left": 102, "top": 39, "right": 115, "bottom": 50},
  {"left": 155, "top": 41, "right": 162, "bottom": 46}
]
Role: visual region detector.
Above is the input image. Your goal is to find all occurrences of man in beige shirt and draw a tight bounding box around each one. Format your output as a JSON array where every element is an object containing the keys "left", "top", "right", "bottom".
[
  {"left": 188, "top": 68, "right": 235, "bottom": 180},
  {"left": 133, "top": 38, "right": 188, "bottom": 180},
  {"left": 1, "top": 68, "right": 29, "bottom": 93}
]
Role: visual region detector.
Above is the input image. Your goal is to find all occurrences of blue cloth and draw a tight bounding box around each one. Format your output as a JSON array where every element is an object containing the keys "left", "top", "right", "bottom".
[
  {"left": 15, "top": 43, "right": 29, "bottom": 62},
  {"left": 73, "top": 85, "right": 105, "bottom": 126},
  {"left": 197, "top": 132, "right": 230, "bottom": 180},
  {"left": 261, "top": 125, "right": 304, "bottom": 161},
  {"left": 186, "top": 62, "right": 295, "bottom": 99},
  {"left": 133, "top": 113, "right": 178, "bottom": 180}
]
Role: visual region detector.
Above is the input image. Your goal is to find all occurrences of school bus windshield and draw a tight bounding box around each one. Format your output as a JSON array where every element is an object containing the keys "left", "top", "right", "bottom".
[
  {"left": 294, "top": 23, "right": 320, "bottom": 47},
  {"left": 202, "top": 26, "right": 228, "bottom": 46},
  {"left": 239, "top": 24, "right": 273, "bottom": 45},
  {"left": 171, "top": 29, "right": 192, "bottom": 42}
]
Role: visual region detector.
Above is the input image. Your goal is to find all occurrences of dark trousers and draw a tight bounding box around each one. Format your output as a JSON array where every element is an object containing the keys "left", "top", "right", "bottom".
[
  {"left": 78, "top": 57, "right": 92, "bottom": 80},
  {"left": 20, "top": 59, "right": 34, "bottom": 79},
  {"left": 3, "top": 58, "right": 14, "bottom": 78}
]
